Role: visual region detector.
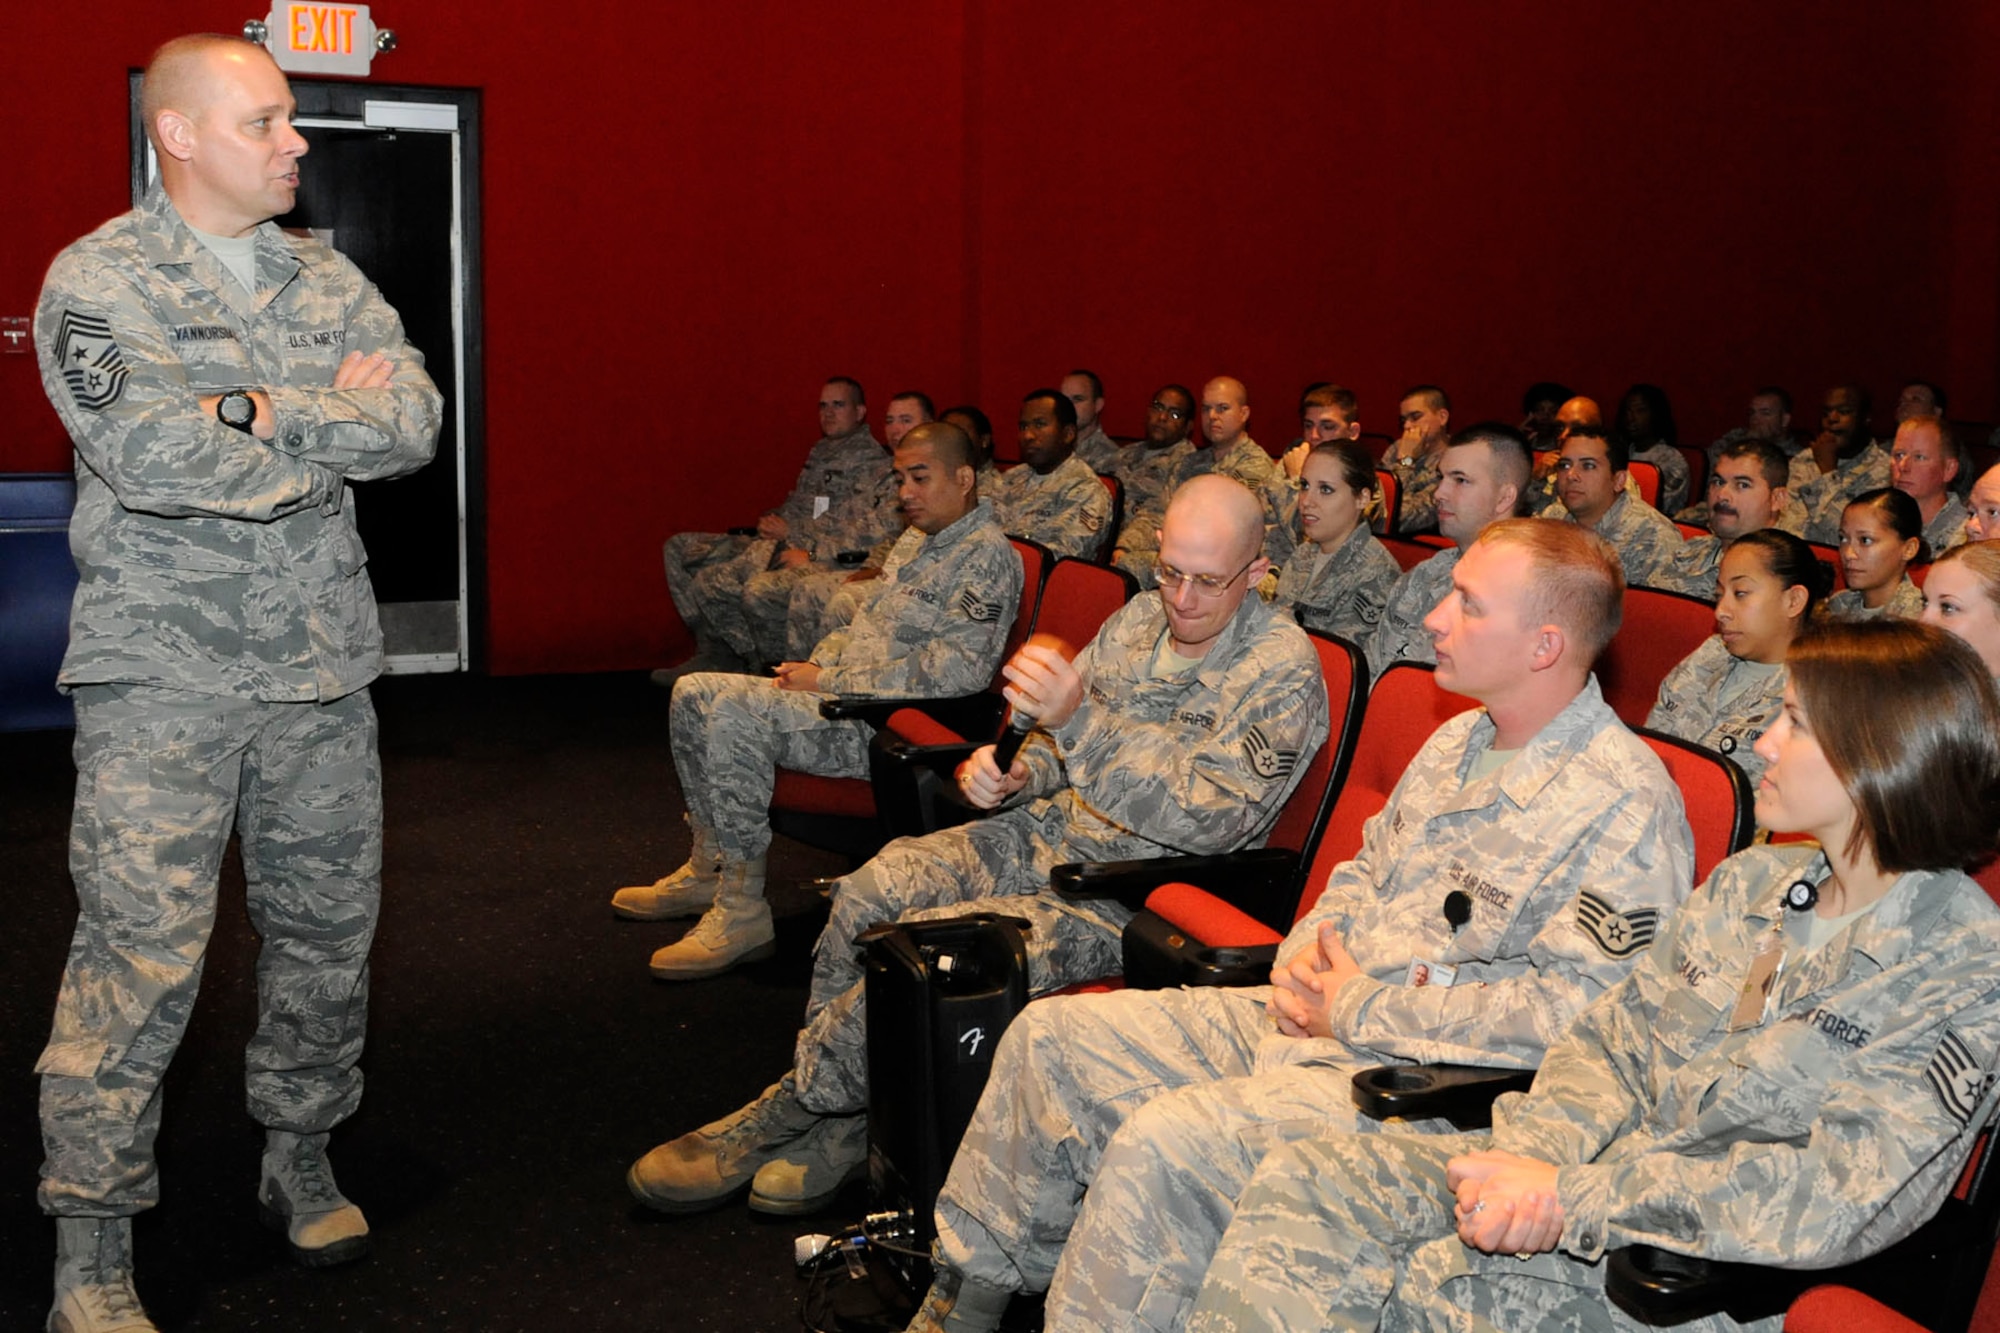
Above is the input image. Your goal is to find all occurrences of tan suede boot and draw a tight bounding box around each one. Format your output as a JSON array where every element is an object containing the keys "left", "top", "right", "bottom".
[
  {"left": 258, "top": 1130, "right": 371, "bottom": 1267},
  {"left": 647, "top": 859, "right": 774, "bottom": 980},
  {"left": 626, "top": 1077, "right": 822, "bottom": 1212},
  {"left": 748, "top": 1111, "right": 869, "bottom": 1215},
  {"left": 48, "top": 1217, "right": 158, "bottom": 1333},
  {"left": 611, "top": 823, "right": 723, "bottom": 920}
]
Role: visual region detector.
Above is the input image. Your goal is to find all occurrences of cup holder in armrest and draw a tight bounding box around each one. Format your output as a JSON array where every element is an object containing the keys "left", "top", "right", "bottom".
[{"left": 1350, "top": 1063, "right": 1536, "bottom": 1129}]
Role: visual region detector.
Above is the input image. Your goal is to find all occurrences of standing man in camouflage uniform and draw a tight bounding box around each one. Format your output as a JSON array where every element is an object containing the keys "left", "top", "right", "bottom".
[
  {"left": 994, "top": 388, "right": 1113, "bottom": 559},
  {"left": 1108, "top": 384, "right": 1200, "bottom": 587},
  {"left": 1063, "top": 370, "right": 1122, "bottom": 473},
  {"left": 1791, "top": 383, "right": 1891, "bottom": 543},
  {"left": 615, "top": 422, "right": 1020, "bottom": 979},
  {"left": 626, "top": 475, "right": 1329, "bottom": 1218},
  {"left": 655, "top": 377, "right": 895, "bottom": 684},
  {"left": 1544, "top": 424, "right": 1684, "bottom": 589},
  {"left": 31, "top": 34, "right": 442, "bottom": 1333},
  {"left": 1365, "top": 424, "right": 1532, "bottom": 680},
  {"left": 1647, "top": 437, "right": 1791, "bottom": 598},
  {"left": 905, "top": 519, "right": 1693, "bottom": 1333},
  {"left": 1384, "top": 386, "right": 1453, "bottom": 532}
]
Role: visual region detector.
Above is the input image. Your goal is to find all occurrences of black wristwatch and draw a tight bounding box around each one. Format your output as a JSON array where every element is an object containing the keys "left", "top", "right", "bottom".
[{"left": 216, "top": 390, "right": 257, "bottom": 433}]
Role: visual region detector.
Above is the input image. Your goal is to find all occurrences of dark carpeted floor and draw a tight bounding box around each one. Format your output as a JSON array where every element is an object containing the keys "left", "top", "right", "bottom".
[{"left": 0, "top": 671, "right": 875, "bottom": 1331}]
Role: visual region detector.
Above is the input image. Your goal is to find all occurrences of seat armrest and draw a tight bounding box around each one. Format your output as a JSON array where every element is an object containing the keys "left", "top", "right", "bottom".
[
  {"left": 1049, "top": 848, "right": 1300, "bottom": 923},
  {"left": 1121, "top": 911, "right": 1279, "bottom": 991},
  {"left": 821, "top": 693, "right": 1007, "bottom": 735},
  {"left": 1348, "top": 1064, "right": 1536, "bottom": 1131},
  {"left": 1605, "top": 1246, "right": 1769, "bottom": 1326}
]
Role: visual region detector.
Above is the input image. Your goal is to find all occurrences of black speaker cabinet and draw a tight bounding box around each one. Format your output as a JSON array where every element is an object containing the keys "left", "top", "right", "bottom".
[{"left": 860, "top": 912, "right": 1031, "bottom": 1294}]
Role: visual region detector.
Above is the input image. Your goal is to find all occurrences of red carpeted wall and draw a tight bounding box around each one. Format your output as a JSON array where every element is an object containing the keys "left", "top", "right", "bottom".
[{"left": 2, "top": 1, "right": 1996, "bottom": 675}]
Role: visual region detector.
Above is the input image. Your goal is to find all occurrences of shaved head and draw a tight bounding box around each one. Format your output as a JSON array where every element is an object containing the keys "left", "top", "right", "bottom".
[
  {"left": 903, "top": 419, "right": 976, "bottom": 474},
  {"left": 1164, "top": 474, "right": 1266, "bottom": 565},
  {"left": 141, "top": 34, "right": 272, "bottom": 150}
]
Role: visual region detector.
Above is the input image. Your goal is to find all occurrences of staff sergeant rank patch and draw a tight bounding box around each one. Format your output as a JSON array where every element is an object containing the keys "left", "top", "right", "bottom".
[
  {"left": 1241, "top": 724, "right": 1300, "bottom": 781},
  {"left": 53, "top": 310, "right": 130, "bottom": 412},
  {"left": 1575, "top": 890, "right": 1661, "bottom": 959},
  {"left": 956, "top": 590, "right": 1004, "bottom": 623},
  {"left": 1925, "top": 1028, "right": 1994, "bottom": 1127}
]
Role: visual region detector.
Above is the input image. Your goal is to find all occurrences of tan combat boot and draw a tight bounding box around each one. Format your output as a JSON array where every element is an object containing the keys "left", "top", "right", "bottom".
[
  {"left": 647, "top": 859, "right": 774, "bottom": 980},
  {"left": 627, "top": 1077, "right": 822, "bottom": 1212},
  {"left": 611, "top": 822, "right": 723, "bottom": 920},
  {"left": 748, "top": 1111, "right": 869, "bottom": 1215},
  {"left": 258, "top": 1130, "right": 371, "bottom": 1267},
  {"left": 48, "top": 1216, "right": 158, "bottom": 1333}
]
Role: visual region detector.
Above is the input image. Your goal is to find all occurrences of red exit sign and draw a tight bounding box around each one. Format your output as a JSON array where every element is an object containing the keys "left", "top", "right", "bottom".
[{"left": 260, "top": 3, "right": 381, "bottom": 76}]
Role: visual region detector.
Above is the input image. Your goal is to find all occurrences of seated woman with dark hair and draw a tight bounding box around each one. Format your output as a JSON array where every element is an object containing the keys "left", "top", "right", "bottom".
[
  {"left": 1184, "top": 618, "right": 2000, "bottom": 1333},
  {"left": 1270, "top": 440, "right": 1401, "bottom": 646},
  {"left": 1829, "top": 487, "right": 1925, "bottom": 620},
  {"left": 1647, "top": 529, "right": 1832, "bottom": 789}
]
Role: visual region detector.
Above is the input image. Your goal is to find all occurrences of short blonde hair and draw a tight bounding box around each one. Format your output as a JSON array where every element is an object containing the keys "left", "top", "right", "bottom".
[
  {"left": 1474, "top": 518, "right": 1625, "bottom": 666},
  {"left": 1932, "top": 540, "right": 2000, "bottom": 616}
]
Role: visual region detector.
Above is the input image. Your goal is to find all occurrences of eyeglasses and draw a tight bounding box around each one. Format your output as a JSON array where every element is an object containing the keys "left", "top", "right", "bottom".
[
  {"left": 1149, "top": 400, "right": 1190, "bottom": 421},
  {"left": 1155, "top": 557, "right": 1256, "bottom": 598}
]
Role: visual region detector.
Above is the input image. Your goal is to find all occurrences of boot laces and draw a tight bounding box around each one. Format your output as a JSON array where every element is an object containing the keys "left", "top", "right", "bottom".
[
  {"left": 73, "top": 1225, "right": 145, "bottom": 1321},
  {"left": 277, "top": 1136, "right": 342, "bottom": 1209}
]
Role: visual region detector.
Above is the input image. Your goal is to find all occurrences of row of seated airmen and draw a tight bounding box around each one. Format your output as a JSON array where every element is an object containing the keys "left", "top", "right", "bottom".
[{"left": 636, "top": 380, "right": 2000, "bottom": 1332}]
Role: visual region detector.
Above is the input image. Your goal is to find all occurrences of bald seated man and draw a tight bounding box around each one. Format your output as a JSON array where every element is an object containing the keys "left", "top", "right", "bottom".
[
  {"left": 626, "top": 474, "right": 1332, "bottom": 1219},
  {"left": 1177, "top": 376, "right": 1279, "bottom": 494}
]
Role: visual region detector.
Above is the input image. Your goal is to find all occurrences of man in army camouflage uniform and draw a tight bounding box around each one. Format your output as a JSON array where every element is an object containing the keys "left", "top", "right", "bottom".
[
  {"left": 904, "top": 518, "right": 1693, "bottom": 1333},
  {"left": 1365, "top": 423, "right": 1533, "bottom": 680},
  {"left": 655, "top": 376, "right": 897, "bottom": 683},
  {"left": 1064, "top": 370, "right": 1123, "bottom": 473},
  {"left": 993, "top": 388, "right": 1113, "bottom": 559},
  {"left": 1790, "top": 383, "right": 1891, "bottom": 544},
  {"left": 31, "top": 34, "right": 443, "bottom": 1333},
  {"left": 1383, "top": 386, "right": 1453, "bottom": 533},
  {"left": 625, "top": 474, "right": 1329, "bottom": 1219},
  {"left": 1647, "top": 437, "right": 1791, "bottom": 599},
  {"left": 1108, "top": 383, "right": 1200, "bottom": 587},
  {"left": 614, "top": 421, "right": 1021, "bottom": 981},
  {"left": 1543, "top": 424, "right": 1684, "bottom": 589}
]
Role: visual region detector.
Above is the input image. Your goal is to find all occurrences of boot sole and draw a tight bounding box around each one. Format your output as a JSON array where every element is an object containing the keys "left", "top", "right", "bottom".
[
  {"left": 610, "top": 900, "right": 712, "bottom": 922},
  {"left": 648, "top": 940, "right": 777, "bottom": 980},
  {"left": 626, "top": 1164, "right": 752, "bottom": 1214},
  {"left": 257, "top": 1201, "right": 372, "bottom": 1268},
  {"left": 747, "top": 1177, "right": 860, "bottom": 1217}
]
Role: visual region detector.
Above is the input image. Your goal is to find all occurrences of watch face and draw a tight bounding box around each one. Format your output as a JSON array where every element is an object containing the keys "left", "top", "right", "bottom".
[{"left": 220, "top": 393, "right": 253, "bottom": 426}]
